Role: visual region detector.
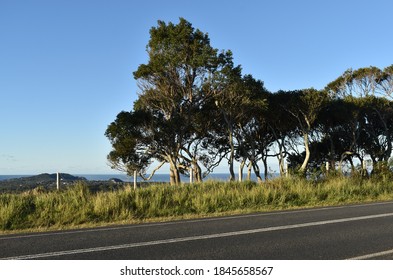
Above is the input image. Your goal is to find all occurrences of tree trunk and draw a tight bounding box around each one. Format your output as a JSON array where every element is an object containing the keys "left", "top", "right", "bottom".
[
  {"left": 277, "top": 136, "right": 286, "bottom": 176},
  {"left": 329, "top": 137, "right": 336, "bottom": 171},
  {"left": 278, "top": 155, "right": 285, "bottom": 177},
  {"left": 385, "top": 139, "right": 392, "bottom": 162},
  {"left": 262, "top": 156, "right": 268, "bottom": 180},
  {"left": 247, "top": 162, "right": 252, "bottom": 181},
  {"left": 373, "top": 108, "right": 392, "bottom": 162},
  {"left": 299, "top": 132, "right": 310, "bottom": 174},
  {"left": 252, "top": 162, "right": 263, "bottom": 183},
  {"left": 192, "top": 161, "right": 202, "bottom": 183},
  {"left": 169, "top": 160, "right": 181, "bottom": 186},
  {"left": 228, "top": 129, "right": 235, "bottom": 181},
  {"left": 339, "top": 151, "right": 354, "bottom": 175},
  {"left": 169, "top": 168, "right": 175, "bottom": 185},
  {"left": 239, "top": 160, "right": 246, "bottom": 182},
  {"left": 349, "top": 157, "right": 356, "bottom": 174}
]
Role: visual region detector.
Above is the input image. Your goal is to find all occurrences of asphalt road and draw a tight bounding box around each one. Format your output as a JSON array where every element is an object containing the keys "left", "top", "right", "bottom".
[{"left": 2, "top": 201, "right": 393, "bottom": 260}]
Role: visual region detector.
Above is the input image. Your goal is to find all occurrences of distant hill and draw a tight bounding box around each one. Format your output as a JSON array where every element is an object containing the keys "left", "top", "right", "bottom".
[
  {"left": 0, "top": 173, "right": 87, "bottom": 192},
  {"left": 108, "top": 177, "right": 124, "bottom": 183}
]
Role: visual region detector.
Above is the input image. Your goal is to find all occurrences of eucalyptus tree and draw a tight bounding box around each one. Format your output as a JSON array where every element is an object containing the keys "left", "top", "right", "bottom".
[
  {"left": 344, "top": 65, "right": 393, "bottom": 100},
  {"left": 376, "top": 65, "right": 393, "bottom": 99},
  {"left": 326, "top": 66, "right": 393, "bottom": 170},
  {"left": 288, "top": 97, "right": 369, "bottom": 173},
  {"left": 244, "top": 113, "right": 276, "bottom": 181},
  {"left": 265, "top": 91, "right": 297, "bottom": 176},
  {"left": 108, "top": 18, "right": 226, "bottom": 185},
  {"left": 105, "top": 109, "right": 165, "bottom": 178},
  {"left": 210, "top": 58, "right": 245, "bottom": 181},
  {"left": 211, "top": 56, "right": 268, "bottom": 181},
  {"left": 357, "top": 96, "right": 393, "bottom": 164},
  {"left": 280, "top": 89, "right": 329, "bottom": 174},
  {"left": 315, "top": 98, "right": 357, "bottom": 170},
  {"left": 325, "top": 67, "right": 380, "bottom": 98},
  {"left": 233, "top": 74, "right": 269, "bottom": 181}
]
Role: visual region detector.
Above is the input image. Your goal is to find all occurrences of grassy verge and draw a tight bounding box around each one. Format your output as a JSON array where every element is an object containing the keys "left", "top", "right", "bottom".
[{"left": 1, "top": 175, "right": 393, "bottom": 234}]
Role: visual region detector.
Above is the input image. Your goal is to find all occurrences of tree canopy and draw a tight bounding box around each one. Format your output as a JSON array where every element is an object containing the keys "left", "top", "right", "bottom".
[{"left": 106, "top": 18, "right": 393, "bottom": 185}]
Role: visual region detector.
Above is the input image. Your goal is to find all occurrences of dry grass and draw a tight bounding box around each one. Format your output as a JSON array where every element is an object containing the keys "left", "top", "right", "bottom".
[{"left": 2, "top": 175, "right": 393, "bottom": 233}]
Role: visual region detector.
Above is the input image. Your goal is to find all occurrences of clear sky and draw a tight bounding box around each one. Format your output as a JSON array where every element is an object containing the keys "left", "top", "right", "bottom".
[{"left": 1, "top": 0, "right": 392, "bottom": 175}]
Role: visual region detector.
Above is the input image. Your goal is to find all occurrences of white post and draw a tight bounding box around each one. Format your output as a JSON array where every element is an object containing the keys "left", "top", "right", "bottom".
[
  {"left": 285, "top": 162, "right": 289, "bottom": 177},
  {"left": 56, "top": 172, "right": 60, "bottom": 191},
  {"left": 362, "top": 160, "right": 368, "bottom": 176},
  {"left": 133, "top": 170, "right": 137, "bottom": 190},
  {"left": 326, "top": 162, "right": 329, "bottom": 173},
  {"left": 189, "top": 167, "right": 193, "bottom": 184}
]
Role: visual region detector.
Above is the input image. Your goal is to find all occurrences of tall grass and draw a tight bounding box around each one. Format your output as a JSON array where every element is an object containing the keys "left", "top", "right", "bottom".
[{"left": 2, "top": 175, "right": 393, "bottom": 232}]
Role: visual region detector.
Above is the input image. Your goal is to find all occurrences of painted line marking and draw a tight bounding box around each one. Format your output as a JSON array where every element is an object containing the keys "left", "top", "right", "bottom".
[
  {"left": 348, "top": 249, "right": 393, "bottom": 260},
  {"left": 1, "top": 200, "right": 393, "bottom": 241},
  {"left": 3, "top": 211, "right": 393, "bottom": 260}
]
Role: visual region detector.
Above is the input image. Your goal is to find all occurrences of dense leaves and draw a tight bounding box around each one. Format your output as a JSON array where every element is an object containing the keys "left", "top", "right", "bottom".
[{"left": 106, "top": 18, "right": 393, "bottom": 184}]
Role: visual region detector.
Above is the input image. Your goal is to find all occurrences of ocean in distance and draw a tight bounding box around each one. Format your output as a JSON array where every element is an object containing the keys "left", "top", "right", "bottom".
[{"left": 0, "top": 173, "right": 275, "bottom": 182}]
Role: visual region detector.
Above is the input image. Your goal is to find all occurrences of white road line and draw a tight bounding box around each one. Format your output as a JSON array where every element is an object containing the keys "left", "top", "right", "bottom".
[
  {"left": 2, "top": 200, "right": 393, "bottom": 241},
  {"left": 347, "top": 249, "right": 393, "bottom": 260},
  {"left": 3, "top": 211, "right": 393, "bottom": 260}
]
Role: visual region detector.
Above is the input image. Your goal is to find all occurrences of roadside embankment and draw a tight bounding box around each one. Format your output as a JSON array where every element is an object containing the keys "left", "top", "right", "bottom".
[{"left": 1, "top": 175, "right": 393, "bottom": 234}]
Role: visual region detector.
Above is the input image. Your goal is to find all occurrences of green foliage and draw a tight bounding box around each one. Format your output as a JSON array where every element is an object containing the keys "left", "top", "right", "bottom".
[
  {"left": 108, "top": 18, "right": 234, "bottom": 185},
  {"left": 106, "top": 18, "right": 393, "bottom": 184}
]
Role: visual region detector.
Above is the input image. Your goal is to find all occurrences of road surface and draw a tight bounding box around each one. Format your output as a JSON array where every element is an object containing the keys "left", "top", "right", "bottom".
[{"left": 2, "top": 201, "right": 393, "bottom": 259}]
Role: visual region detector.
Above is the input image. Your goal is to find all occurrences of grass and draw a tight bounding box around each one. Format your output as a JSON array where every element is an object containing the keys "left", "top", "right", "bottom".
[{"left": 2, "top": 175, "right": 393, "bottom": 234}]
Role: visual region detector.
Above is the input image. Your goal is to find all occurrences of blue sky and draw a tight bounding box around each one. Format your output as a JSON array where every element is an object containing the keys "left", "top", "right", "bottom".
[{"left": 1, "top": 0, "right": 392, "bottom": 175}]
